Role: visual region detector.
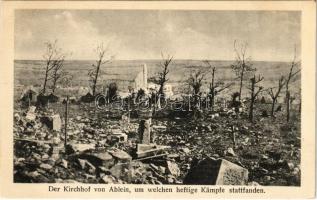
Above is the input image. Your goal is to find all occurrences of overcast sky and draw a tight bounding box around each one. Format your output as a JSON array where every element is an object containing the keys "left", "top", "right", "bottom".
[{"left": 15, "top": 10, "right": 300, "bottom": 61}]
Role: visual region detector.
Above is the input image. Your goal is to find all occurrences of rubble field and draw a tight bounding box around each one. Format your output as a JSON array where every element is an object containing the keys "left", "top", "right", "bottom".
[{"left": 14, "top": 103, "right": 300, "bottom": 186}]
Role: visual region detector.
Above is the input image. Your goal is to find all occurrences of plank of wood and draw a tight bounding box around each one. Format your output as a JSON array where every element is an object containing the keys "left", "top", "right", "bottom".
[{"left": 134, "top": 153, "right": 168, "bottom": 161}]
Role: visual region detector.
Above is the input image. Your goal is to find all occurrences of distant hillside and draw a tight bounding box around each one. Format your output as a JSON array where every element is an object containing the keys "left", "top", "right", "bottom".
[{"left": 14, "top": 59, "right": 300, "bottom": 98}]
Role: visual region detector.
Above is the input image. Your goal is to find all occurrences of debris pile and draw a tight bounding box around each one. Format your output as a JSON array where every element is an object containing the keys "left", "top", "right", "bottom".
[{"left": 14, "top": 103, "right": 300, "bottom": 186}]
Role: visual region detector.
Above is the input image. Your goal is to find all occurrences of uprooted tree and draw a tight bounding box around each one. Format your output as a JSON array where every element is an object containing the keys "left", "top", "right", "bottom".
[
  {"left": 231, "top": 40, "right": 256, "bottom": 102},
  {"left": 268, "top": 76, "right": 285, "bottom": 118},
  {"left": 285, "top": 47, "right": 301, "bottom": 122},
  {"left": 88, "top": 43, "right": 113, "bottom": 96},
  {"left": 205, "top": 60, "right": 233, "bottom": 111},
  {"left": 248, "top": 74, "right": 264, "bottom": 122},
  {"left": 42, "top": 40, "right": 66, "bottom": 94}
]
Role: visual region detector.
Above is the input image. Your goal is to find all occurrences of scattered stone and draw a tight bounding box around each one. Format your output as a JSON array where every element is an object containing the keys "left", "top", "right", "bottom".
[
  {"left": 181, "top": 147, "right": 191, "bottom": 154},
  {"left": 108, "top": 149, "right": 132, "bottom": 163},
  {"left": 263, "top": 175, "right": 271, "bottom": 181},
  {"left": 226, "top": 147, "right": 236, "bottom": 156},
  {"left": 109, "top": 163, "right": 131, "bottom": 179},
  {"left": 27, "top": 171, "right": 40, "bottom": 178},
  {"left": 293, "top": 167, "right": 300, "bottom": 175},
  {"left": 90, "top": 152, "right": 114, "bottom": 168},
  {"left": 78, "top": 158, "right": 87, "bottom": 169},
  {"left": 41, "top": 154, "right": 49, "bottom": 160},
  {"left": 26, "top": 112, "right": 36, "bottom": 121},
  {"left": 68, "top": 143, "right": 95, "bottom": 153},
  {"left": 40, "top": 163, "right": 53, "bottom": 170},
  {"left": 166, "top": 161, "right": 180, "bottom": 177},
  {"left": 101, "top": 175, "right": 116, "bottom": 184},
  {"left": 287, "top": 162, "right": 295, "bottom": 170},
  {"left": 108, "top": 131, "right": 128, "bottom": 144},
  {"left": 77, "top": 158, "right": 96, "bottom": 174},
  {"left": 60, "top": 159, "right": 68, "bottom": 168},
  {"left": 14, "top": 113, "right": 21, "bottom": 121}
]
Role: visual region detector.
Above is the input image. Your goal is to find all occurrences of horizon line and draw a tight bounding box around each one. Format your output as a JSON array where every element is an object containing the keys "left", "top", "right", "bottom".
[{"left": 14, "top": 58, "right": 293, "bottom": 63}]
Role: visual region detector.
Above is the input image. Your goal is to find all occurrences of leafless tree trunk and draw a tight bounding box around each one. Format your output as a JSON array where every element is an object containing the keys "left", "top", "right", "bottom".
[
  {"left": 88, "top": 43, "right": 113, "bottom": 96},
  {"left": 187, "top": 69, "right": 208, "bottom": 118},
  {"left": 187, "top": 68, "right": 208, "bottom": 113},
  {"left": 188, "top": 69, "right": 207, "bottom": 96},
  {"left": 204, "top": 61, "right": 216, "bottom": 109},
  {"left": 248, "top": 74, "right": 264, "bottom": 122},
  {"left": 157, "top": 53, "right": 173, "bottom": 97},
  {"left": 210, "top": 66, "right": 216, "bottom": 110},
  {"left": 268, "top": 76, "right": 285, "bottom": 117},
  {"left": 231, "top": 40, "right": 255, "bottom": 102},
  {"left": 42, "top": 40, "right": 63, "bottom": 94},
  {"left": 49, "top": 56, "right": 66, "bottom": 93},
  {"left": 285, "top": 47, "right": 300, "bottom": 122},
  {"left": 205, "top": 61, "right": 232, "bottom": 111}
]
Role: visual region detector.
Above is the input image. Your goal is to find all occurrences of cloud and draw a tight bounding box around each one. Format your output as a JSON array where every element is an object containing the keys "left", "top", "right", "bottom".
[
  {"left": 15, "top": 10, "right": 300, "bottom": 61},
  {"left": 16, "top": 11, "right": 119, "bottom": 60},
  {"left": 50, "top": 11, "right": 118, "bottom": 60}
]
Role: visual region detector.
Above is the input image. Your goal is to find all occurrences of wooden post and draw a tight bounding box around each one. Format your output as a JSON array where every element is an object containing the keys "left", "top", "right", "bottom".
[
  {"left": 231, "top": 126, "right": 236, "bottom": 148},
  {"left": 286, "top": 91, "right": 290, "bottom": 122},
  {"left": 64, "top": 96, "right": 69, "bottom": 147},
  {"left": 249, "top": 77, "right": 255, "bottom": 122},
  {"left": 128, "top": 98, "right": 131, "bottom": 119}
]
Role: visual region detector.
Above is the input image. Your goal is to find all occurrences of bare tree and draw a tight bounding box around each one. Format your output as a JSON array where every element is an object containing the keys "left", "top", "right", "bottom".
[
  {"left": 187, "top": 68, "right": 208, "bottom": 117},
  {"left": 248, "top": 74, "right": 264, "bottom": 122},
  {"left": 42, "top": 40, "right": 64, "bottom": 94},
  {"left": 231, "top": 40, "right": 256, "bottom": 102},
  {"left": 268, "top": 76, "right": 285, "bottom": 117},
  {"left": 285, "top": 47, "right": 301, "bottom": 122},
  {"left": 88, "top": 43, "right": 113, "bottom": 96},
  {"left": 150, "top": 53, "right": 173, "bottom": 98},
  {"left": 188, "top": 69, "right": 208, "bottom": 96},
  {"left": 205, "top": 60, "right": 233, "bottom": 110},
  {"left": 49, "top": 55, "right": 66, "bottom": 93}
]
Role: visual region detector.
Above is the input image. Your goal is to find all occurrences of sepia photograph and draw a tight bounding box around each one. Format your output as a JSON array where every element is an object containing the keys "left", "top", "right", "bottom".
[{"left": 12, "top": 9, "right": 303, "bottom": 186}]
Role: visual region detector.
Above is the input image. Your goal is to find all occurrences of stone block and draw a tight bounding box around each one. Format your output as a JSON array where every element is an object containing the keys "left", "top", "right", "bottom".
[
  {"left": 183, "top": 158, "right": 248, "bottom": 185},
  {"left": 136, "top": 144, "right": 170, "bottom": 158},
  {"left": 40, "top": 114, "right": 62, "bottom": 132},
  {"left": 142, "top": 119, "right": 151, "bottom": 144},
  {"left": 108, "top": 131, "right": 128, "bottom": 143},
  {"left": 51, "top": 114, "right": 62, "bottom": 131},
  {"left": 108, "top": 149, "right": 132, "bottom": 163}
]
